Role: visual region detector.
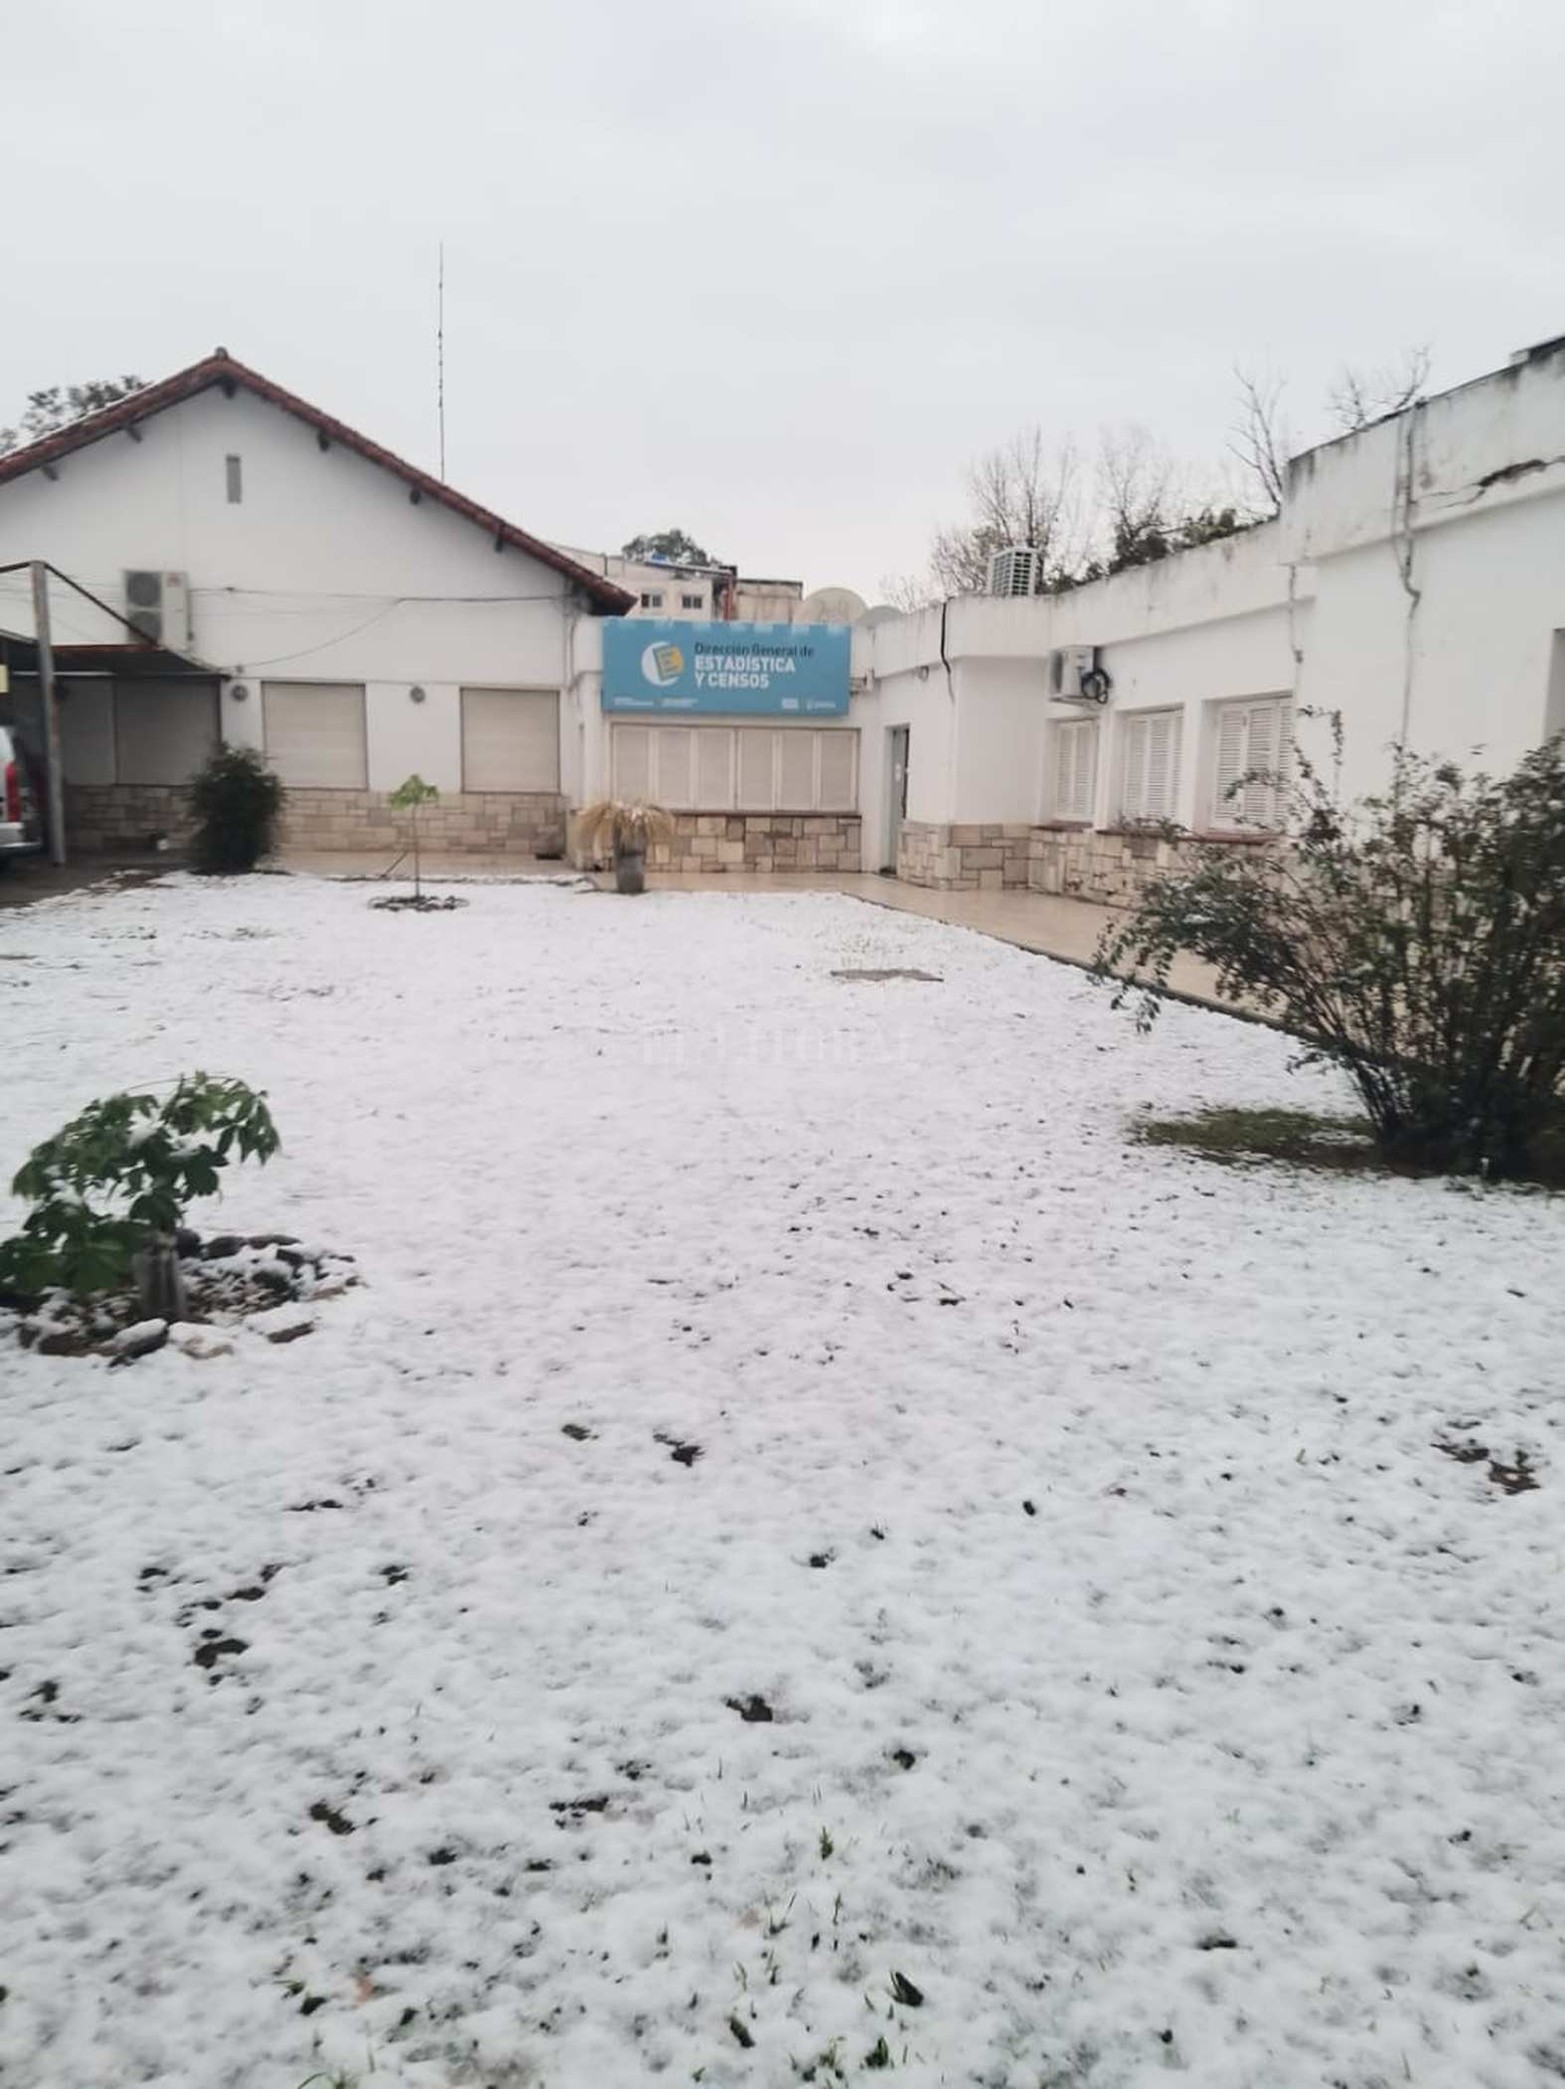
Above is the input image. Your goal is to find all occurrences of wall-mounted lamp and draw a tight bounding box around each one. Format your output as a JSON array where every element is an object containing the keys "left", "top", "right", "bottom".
[
  {"left": 230, "top": 682, "right": 250, "bottom": 703},
  {"left": 409, "top": 685, "right": 427, "bottom": 704}
]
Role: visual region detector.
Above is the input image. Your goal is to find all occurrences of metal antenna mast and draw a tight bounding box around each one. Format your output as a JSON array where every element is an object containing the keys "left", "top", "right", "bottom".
[{"left": 437, "top": 242, "right": 446, "bottom": 482}]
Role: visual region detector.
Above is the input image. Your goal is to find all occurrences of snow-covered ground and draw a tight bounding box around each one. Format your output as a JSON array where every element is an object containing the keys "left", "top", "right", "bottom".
[{"left": 2, "top": 874, "right": 1562, "bottom": 2089}]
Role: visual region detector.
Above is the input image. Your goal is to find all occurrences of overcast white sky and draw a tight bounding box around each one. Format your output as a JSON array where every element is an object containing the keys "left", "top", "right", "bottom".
[{"left": 4, "top": 0, "right": 1562, "bottom": 598}]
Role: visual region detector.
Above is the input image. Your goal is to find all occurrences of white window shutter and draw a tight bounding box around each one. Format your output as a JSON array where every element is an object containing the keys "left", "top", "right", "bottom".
[
  {"left": 1241, "top": 703, "right": 1278, "bottom": 826},
  {"left": 777, "top": 732, "right": 815, "bottom": 807},
  {"left": 460, "top": 688, "right": 559, "bottom": 792},
  {"left": 1119, "top": 717, "right": 1145, "bottom": 820},
  {"left": 262, "top": 682, "right": 367, "bottom": 790},
  {"left": 696, "top": 728, "right": 733, "bottom": 807},
  {"left": 1274, "top": 702, "right": 1295, "bottom": 811},
  {"left": 612, "top": 725, "right": 651, "bottom": 800},
  {"left": 1146, "top": 713, "right": 1175, "bottom": 819},
  {"left": 1052, "top": 720, "right": 1094, "bottom": 819},
  {"left": 817, "top": 731, "right": 857, "bottom": 811},
  {"left": 1213, "top": 704, "right": 1247, "bottom": 826},
  {"left": 1071, "top": 722, "right": 1097, "bottom": 819},
  {"left": 737, "top": 729, "right": 774, "bottom": 808},
  {"left": 114, "top": 679, "right": 219, "bottom": 786},
  {"left": 654, "top": 727, "right": 694, "bottom": 807}
]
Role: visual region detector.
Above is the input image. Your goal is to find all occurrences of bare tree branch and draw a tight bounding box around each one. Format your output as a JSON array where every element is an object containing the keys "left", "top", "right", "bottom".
[
  {"left": 877, "top": 571, "right": 939, "bottom": 612},
  {"left": 1327, "top": 345, "right": 1432, "bottom": 434},
  {"left": 1230, "top": 366, "right": 1291, "bottom": 516},
  {"left": 1096, "top": 425, "right": 1182, "bottom": 570},
  {"left": 925, "top": 427, "right": 1085, "bottom": 596}
]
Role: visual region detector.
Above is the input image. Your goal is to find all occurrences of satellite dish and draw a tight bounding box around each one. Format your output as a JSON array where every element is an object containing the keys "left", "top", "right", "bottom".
[
  {"left": 860, "top": 603, "right": 903, "bottom": 628},
  {"left": 797, "top": 586, "right": 869, "bottom": 625}
]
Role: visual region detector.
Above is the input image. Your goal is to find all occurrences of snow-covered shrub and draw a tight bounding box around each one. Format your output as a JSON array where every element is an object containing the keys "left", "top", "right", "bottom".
[
  {"left": 1096, "top": 737, "right": 1565, "bottom": 1181},
  {"left": 0, "top": 1073, "right": 279, "bottom": 1315},
  {"left": 189, "top": 745, "right": 284, "bottom": 873}
]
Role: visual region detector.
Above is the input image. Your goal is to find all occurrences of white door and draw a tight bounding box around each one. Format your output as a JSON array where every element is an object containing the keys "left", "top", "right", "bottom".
[{"left": 884, "top": 726, "right": 909, "bottom": 871}]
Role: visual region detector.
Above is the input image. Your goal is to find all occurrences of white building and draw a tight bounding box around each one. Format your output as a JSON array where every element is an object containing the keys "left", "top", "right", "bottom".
[
  {"left": 0, "top": 335, "right": 1560, "bottom": 889},
  {"left": 840, "top": 330, "right": 1565, "bottom": 894},
  {"left": 553, "top": 545, "right": 805, "bottom": 624},
  {"left": 0, "top": 350, "right": 631, "bottom": 857}
]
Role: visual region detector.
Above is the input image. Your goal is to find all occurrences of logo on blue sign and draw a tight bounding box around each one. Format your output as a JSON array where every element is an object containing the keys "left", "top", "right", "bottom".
[{"left": 641, "top": 641, "right": 685, "bottom": 688}]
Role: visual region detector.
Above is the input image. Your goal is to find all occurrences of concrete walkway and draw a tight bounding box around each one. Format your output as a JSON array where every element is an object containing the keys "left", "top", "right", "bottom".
[{"left": 276, "top": 850, "right": 1236, "bottom": 1015}]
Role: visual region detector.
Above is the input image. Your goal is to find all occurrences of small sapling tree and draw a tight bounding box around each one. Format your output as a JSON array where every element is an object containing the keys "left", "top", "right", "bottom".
[{"left": 390, "top": 773, "right": 439, "bottom": 899}]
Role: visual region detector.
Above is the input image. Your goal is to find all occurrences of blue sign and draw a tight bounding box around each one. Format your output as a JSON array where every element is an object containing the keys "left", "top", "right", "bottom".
[{"left": 602, "top": 619, "right": 851, "bottom": 716}]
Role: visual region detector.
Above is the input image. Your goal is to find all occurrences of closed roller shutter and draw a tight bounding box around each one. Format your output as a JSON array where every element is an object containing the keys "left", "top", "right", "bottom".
[
  {"left": 263, "top": 682, "right": 367, "bottom": 789},
  {"left": 654, "top": 727, "right": 694, "bottom": 806},
  {"left": 611, "top": 726, "right": 651, "bottom": 798},
  {"left": 817, "top": 731, "right": 857, "bottom": 811},
  {"left": 114, "top": 679, "right": 219, "bottom": 786},
  {"left": 460, "top": 687, "right": 560, "bottom": 792},
  {"left": 696, "top": 728, "right": 732, "bottom": 805},
  {"left": 736, "top": 729, "right": 774, "bottom": 809},
  {"left": 610, "top": 723, "right": 860, "bottom": 813},
  {"left": 777, "top": 732, "right": 816, "bottom": 808}
]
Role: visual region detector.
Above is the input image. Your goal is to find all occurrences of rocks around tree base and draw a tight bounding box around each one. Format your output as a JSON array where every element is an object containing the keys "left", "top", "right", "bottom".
[{"left": 4, "top": 1229, "right": 358, "bottom": 1363}]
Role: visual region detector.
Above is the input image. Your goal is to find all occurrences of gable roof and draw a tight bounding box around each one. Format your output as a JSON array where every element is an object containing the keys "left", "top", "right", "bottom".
[{"left": 0, "top": 351, "right": 636, "bottom": 615}]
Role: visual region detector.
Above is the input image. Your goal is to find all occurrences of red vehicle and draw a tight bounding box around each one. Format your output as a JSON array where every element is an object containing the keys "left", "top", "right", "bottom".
[{"left": 0, "top": 724, "right": 44, "bottom": 861}]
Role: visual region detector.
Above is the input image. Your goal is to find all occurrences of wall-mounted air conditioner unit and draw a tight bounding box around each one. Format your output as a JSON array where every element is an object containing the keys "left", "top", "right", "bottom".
[
  {"left": 123, "top": 570, "right": 192, "bottom": 651},
  {"left": 987, "top": 545, "right": 1039, "bottom": 598},
  {"left": 1049, "top": 645, "right": 1111, "bottom": 704}
]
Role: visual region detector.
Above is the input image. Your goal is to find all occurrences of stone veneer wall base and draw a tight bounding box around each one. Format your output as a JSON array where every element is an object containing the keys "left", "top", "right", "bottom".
[
  {"left": 896, "top": 821, "right": 1034, "bottom": 889},
  {"left": 64, "top": 784, "right": 569, "bottom": 858},
  {"left": 570, "top": 811, "right": 861, "bottom": 875},
  {"left": 1029, "top": 825, "right": 1280, "bottom": 908}
]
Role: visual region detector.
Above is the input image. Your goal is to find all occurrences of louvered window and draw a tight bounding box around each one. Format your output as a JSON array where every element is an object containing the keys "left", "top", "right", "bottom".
[{"left": 1211, "top": 698, "right": 1293, "bottom": 830}]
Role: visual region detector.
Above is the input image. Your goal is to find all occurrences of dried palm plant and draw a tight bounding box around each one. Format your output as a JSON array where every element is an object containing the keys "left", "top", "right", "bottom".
[{"left": 576, "top": 799, "right": 676, "bottom": 853}]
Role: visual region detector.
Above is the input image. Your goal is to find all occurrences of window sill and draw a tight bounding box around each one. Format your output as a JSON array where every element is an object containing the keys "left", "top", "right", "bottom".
[
  {"left": 1033, "top": 819, "right": 1094, "bottom": 832},
  {"left": 1192, "top": 827, "right": 1282, "bottom": 845}
]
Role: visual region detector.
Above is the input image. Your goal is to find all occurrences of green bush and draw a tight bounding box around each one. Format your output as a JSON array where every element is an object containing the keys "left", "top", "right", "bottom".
[
  {"left": 189, "top": 745, "right": 284, "bottom": 873},
  {"left": 0, "top": 1074, "right": 279, "bottom": 1310},
  {"left": 1095, "top": 737, "right": 1565, "bottom": 1182}
]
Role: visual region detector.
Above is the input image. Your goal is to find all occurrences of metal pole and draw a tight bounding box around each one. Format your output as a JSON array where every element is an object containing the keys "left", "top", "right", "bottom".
[
  {"left": 30, "top": 560, "right": 66, "bottom": 865},
  {"left": 437, "top": 241, "right": 446, "bottom": 482}
]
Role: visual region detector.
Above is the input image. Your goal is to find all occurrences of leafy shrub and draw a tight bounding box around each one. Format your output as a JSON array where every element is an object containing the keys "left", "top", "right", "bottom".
[
  {"left": 1095, "top": 738, "right": 1565, "bottom": 1181},
  {"left": 0, "top": 1074, "right": 279, "bottom": 1309},
  {"left": 189, "top": 746, "right": 284, "bottom": 873}
]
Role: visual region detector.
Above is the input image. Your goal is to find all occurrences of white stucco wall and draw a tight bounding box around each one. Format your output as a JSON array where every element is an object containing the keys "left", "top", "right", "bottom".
[
  {"left": 1295, "top": 482, "right": 1565, "bottom": 802},
  {"left": 1284, "top": 343, "right": 1565, "bottom": 802}
]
